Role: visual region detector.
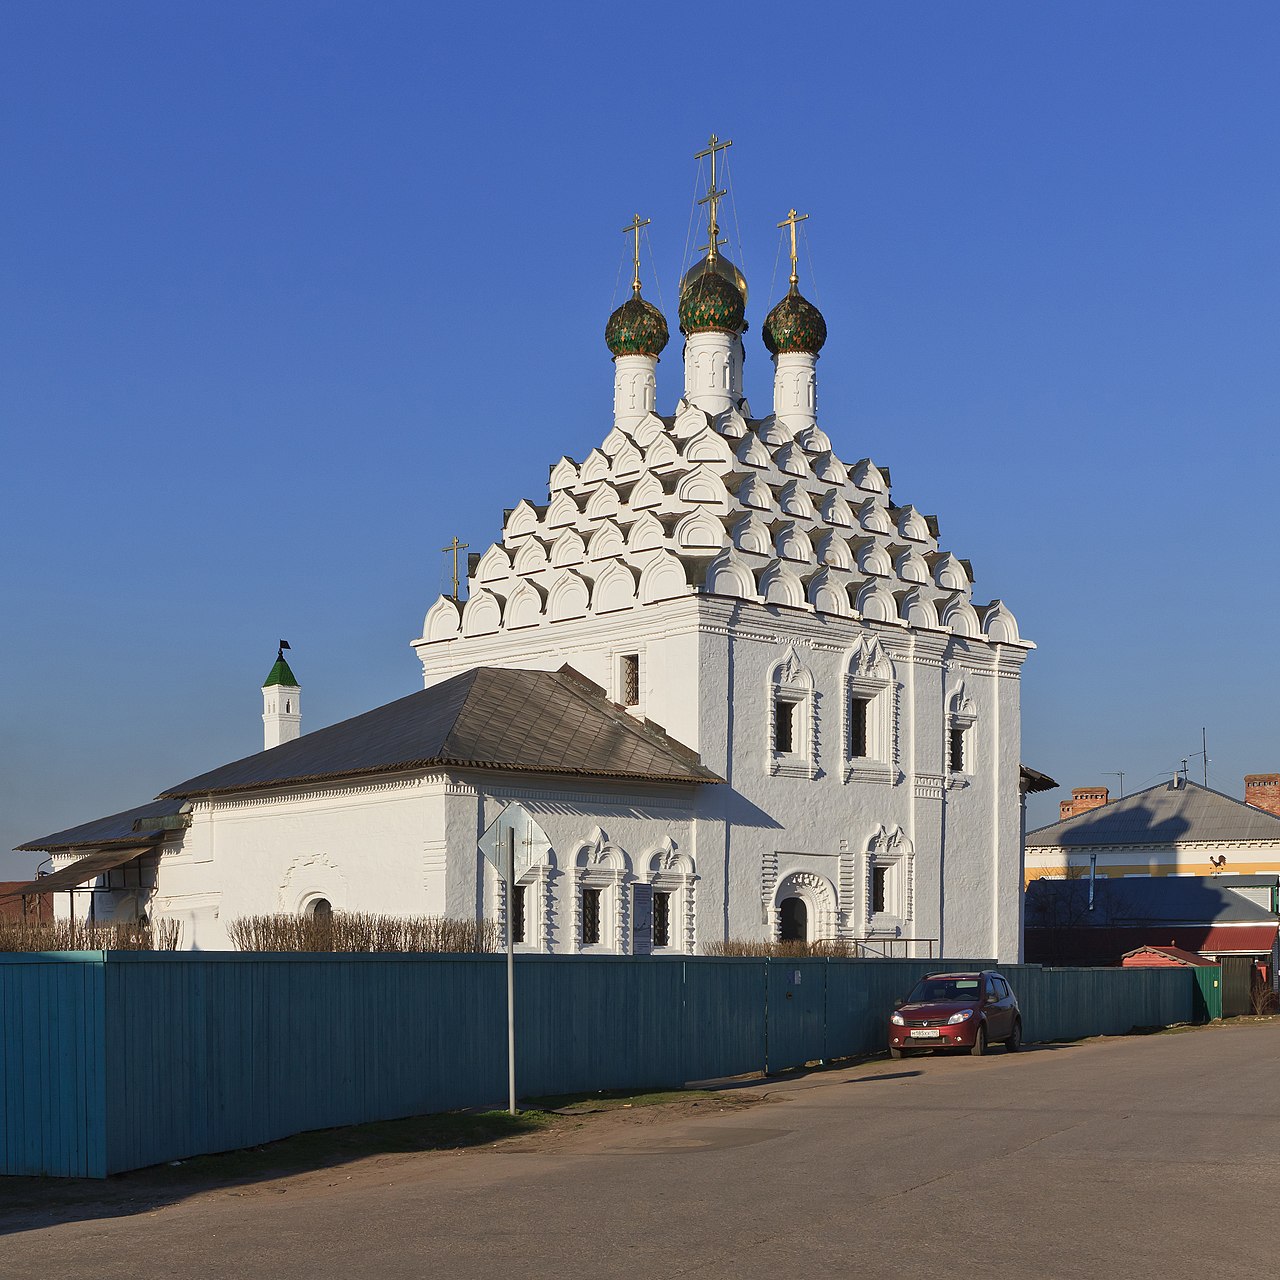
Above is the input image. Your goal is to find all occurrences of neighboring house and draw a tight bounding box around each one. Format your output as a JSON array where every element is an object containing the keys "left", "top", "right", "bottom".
[
  {"left": 1025, "top": 776, "right": 1280, "bottom": 882},
  {"left": 6, "top": 147, "right": 1037, "bottom": 960},
  {"left": 0, "top": 884, "right": 51, "bottom": 923},
  {"left": 1120, "top": 944, "right": 1219, "bottom": 969},
  {"left": 1024, "top": 875, "right": 1280, "bottom": 972}
]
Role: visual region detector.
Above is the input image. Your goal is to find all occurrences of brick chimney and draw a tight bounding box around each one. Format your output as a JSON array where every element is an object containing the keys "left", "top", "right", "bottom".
[
  {"left": 1060, "top": 786, "right": 1110, "bottom": 821},
  {"left": 1245, "top": 774, "right": 1280, "bottom": 818}
]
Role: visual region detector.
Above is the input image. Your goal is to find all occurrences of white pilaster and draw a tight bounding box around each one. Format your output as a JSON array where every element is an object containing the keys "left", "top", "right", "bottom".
[
  {"left": 612, "top": 353, "right": 658, "bottom": 432},
  {"left": 773, "top": 350, "right": 818, "bottom": 435}
]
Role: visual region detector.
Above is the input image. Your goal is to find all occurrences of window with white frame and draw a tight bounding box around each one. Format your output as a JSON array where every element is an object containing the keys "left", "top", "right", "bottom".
[
  {"left": 947, "top": 684, "right": 977, "bottom": 779},
  {"left": 574, "top": 827, "right": 630, "bottom": 952},
  {"left": 768, "top": 646, "right": 818, "bottom": 779},
  {"left": 864, "top": 824, "right": 914, "bottom": 930},
  {"left": 843, "top": 639, "right": 895, "bottom": 784},
  {"left": 646, "top": 842, "right": 696, "bottom": 953},
  {"left": 617, "top": 651, "right": 641, "bottom": 708}
]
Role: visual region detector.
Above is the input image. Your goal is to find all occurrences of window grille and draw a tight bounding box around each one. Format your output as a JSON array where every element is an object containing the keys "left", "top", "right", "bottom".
[
  {"left": 619, "top": 653, "right": 640, "bottom": 707},
  {"left": 849, "top": 696, "right": 869, "bottom": 758},
  {"left": 652, "top": 891, "right": 671, "bottom": 948},
  {"left": 512, "top": 884, "right": 526, "bottom": 945},
  {"left": 774, "top": 698, "right": 798, "bottom": 754},
  {"left": 582, "top": 887, "right": 602, "bottom": 946},
  {"left": 948, "top": 724, "right": 966, "bottom": 774},
  {"left": 872, "top": 865, "right": 888, "bottom": 915}
]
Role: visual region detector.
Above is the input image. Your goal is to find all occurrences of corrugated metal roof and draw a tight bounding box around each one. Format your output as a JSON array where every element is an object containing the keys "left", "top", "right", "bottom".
[
  {"left": 1024, "top": 875, "right": 1278, "bottom": 926},
  {"left": 160, "top": 665, "right": 721, "bottom": 799},
  {"left": 16, "top": 796, "right": 189, "bottom": 853},
  {"left": 1026, "top": 779, "right": 1280, "bottom": 848},
  {"left": 1121, "top": 945, "right": 1218, "bottom": 967},
  {"left": 0, "top": 847, "right": 150, "bottom": 897}
]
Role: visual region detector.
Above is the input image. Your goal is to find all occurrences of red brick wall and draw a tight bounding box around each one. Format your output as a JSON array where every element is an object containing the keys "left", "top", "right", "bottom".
[
  {"left": 1245, "top": 774, "right": 1280, "bottom": 818},
  {"left": 1060, "top": 787, "right": 1110, "bottom": 821}
]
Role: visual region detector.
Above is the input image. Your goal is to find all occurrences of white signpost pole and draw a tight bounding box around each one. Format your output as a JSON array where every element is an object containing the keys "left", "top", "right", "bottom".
[{"left": 506, "top": 825, "right": 517, "bottom": 1116}]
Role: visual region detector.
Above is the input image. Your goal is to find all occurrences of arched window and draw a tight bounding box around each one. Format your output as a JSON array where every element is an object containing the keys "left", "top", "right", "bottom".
[
  {"left": 779, "top": 897, "right": 808, "bottom": 942},
  {"left": 307, "top": 898, "right": 332, "bottom": 921}
]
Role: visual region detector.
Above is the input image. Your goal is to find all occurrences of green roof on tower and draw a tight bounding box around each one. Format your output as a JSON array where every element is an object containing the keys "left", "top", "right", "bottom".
[{"left": 263, "top": 642, "right": 299, "bottom": 688}]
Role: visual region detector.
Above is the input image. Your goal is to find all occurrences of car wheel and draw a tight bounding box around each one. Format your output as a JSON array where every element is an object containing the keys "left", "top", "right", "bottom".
[
  {"left": 1005, "top": 1019, "right": 1022, "bottom": 1053},
  {"left": 969, "top": 1025, "right": 987, "bottom": 1057},
  {"left": 889, "top": 1045, "right": 903, "bottom": 1060}
]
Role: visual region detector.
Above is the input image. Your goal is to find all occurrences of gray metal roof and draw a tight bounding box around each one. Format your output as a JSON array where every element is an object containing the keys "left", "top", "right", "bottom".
[
  {"left": 1026, "top": 779, "right": 1280, "bottom": 849},
  {"left": 160, "top": 665, "right": 721, "bottom": 798},
  {"left": 16, "top": 796, "right": 188, "bottom": 853},
  {"left": 1025, "top": 875, "right": 1278, "bottom": 927},
  {"left": 1, "top": 846, "right": 151, "bottom": 898}
]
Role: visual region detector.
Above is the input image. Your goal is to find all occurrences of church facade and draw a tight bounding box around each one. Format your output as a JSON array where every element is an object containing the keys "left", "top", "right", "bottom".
[{"left": 15, "top": 143, "right": 1034, "bottom": 960}]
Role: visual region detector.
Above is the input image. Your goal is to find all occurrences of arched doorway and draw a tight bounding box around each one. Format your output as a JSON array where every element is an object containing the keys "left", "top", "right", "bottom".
[{"left": 779, "top": 896, "right": 808, "bottom": 942}]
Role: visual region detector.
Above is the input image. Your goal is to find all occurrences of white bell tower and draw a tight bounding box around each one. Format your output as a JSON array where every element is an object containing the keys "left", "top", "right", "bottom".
[{"left": 262, "top": 641, "right": 301, "bottom": 749}]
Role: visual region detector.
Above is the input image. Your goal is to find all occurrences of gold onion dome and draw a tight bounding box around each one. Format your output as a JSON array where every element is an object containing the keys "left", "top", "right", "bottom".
[
  {"left": 678, "top": 256, "right": 747, "bottom": 335},
  {"left": 763, "top": 285, "right": 827, "bottom": 355},
  {"left": 605, "top": 290, "right": 670, "bottom": 358}
]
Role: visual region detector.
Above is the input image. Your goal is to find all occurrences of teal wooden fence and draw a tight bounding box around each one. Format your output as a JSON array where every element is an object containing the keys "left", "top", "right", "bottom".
[{"left": 0, "top": 952, "right": 1203, "bottom": 1178}]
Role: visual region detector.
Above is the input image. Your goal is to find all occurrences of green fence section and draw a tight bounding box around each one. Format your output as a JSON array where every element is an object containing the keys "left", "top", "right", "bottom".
[{"left": 1, "top": 952, "right": 1204, "bottom": 1178}]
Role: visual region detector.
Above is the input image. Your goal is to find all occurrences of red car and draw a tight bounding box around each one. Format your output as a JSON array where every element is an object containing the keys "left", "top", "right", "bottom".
[{"left": 888, "top": 970, "right": 1022, "bottom": 1058}]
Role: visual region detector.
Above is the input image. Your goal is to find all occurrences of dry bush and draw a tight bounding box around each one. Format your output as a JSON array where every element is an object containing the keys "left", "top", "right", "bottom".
[
  {"left": 227, "top": 912, "right": 498, "bottom": 954},
  {"left": 1250, "top": 980, "right": 1279, "bottom": 1016},
  {"left": 0, "top": 917, "right": 182, "bottom": 952},
  {"left": 705, "top": 938, "right": 859, "bottom": 958}
]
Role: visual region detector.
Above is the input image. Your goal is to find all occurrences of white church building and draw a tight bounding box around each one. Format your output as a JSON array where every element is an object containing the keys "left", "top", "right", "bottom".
[{"left": 13, "top": 142, "right": 1035, "bottom": 960}]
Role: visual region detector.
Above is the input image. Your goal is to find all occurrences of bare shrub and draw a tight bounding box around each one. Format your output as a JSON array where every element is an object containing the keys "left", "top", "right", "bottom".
[
  {"left": 0, "top": 917, "right": 182, "bottom": 952},
  {"left": 1250, "top": 980, "right": 1279, "bottom": 1016},
  {"left": 706, "top": 938, "right": 859, "bottom": 958},
  {"left": 227, "top": 912, "right": 498, "bottom": 954}
]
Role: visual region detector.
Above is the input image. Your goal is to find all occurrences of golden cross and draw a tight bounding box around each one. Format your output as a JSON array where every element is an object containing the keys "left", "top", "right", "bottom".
[
  {"left": 622, "top": 213, "right": 651, "bottom": 295},
  {"left": 694, "top": 133, "right": 733, "bottom": 261},
  {"left": 441, "top": 536, "right": 469, "bottom": 600},
  {"left": 778, "top": 208, "right": 809, "bottom": 288}
]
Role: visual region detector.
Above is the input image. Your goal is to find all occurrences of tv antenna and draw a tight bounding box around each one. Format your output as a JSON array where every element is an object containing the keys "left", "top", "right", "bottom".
[{"left": 1103, "top": 771, "right": 1125, "bottom": 799}]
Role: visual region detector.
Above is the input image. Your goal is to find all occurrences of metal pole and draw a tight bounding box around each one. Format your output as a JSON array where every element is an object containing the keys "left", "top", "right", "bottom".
[{"left": 506, "top": 826, "right": 517, "bottom": 1116}]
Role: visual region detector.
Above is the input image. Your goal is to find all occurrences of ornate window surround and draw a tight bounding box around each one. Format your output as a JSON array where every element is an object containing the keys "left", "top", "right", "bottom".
[
  {"left": 772, "top": 870, "right": 838, "bottom": 942},
  {"left": 767, "top": 645, "right": 819, "bottom": 780},
  {"left": 947, "top": 681, "right": 978, "bottom": 783},
  {"left": 864, "top": 824, "right": 914, "bottom": 933},
  {"left": 573, "top": 827, "right": 630, "bottom": 953},
  {"left": 645, "top": 838, "right": 696, "bottom": 954},
  {"left": 842, "top": 638, "right": 897, "bottom": 786}
]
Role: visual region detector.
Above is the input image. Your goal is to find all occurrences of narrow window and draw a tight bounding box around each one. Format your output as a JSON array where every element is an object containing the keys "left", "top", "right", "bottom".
[
  {"left": 653, "top": 891, "right": 671, "bottom": 948},
  {"left": 512, "top": 884, "right": 526, "bottom": 945},
  {"left": 949, "top": 724, "right": 966, "bottom": 774},
  {"left": 582, "top": 887, "right": 602, "bottom": 946},
  {"left": 619, "top": 653, "right": 640, "bottom": 707},
  {"left": 871, "top": 865, "right": 888, "bottom": 915},
  {"left": 775, "top": 698, "right": 798, "bottom": 754},
  {"left": 849, "top": 695, "right": 869, "bottom": 758}
]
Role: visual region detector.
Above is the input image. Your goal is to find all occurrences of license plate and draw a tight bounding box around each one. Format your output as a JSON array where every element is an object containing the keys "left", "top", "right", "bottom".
[{"left": 910, "top": 1028, "right": 941, "bottom": 1038}]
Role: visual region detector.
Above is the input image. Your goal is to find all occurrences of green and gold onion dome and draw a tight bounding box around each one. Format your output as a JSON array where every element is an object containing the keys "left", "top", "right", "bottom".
[
  {"left": 605, "top": 290, "right": 670, "bottom": 358},
  {"left": 678, "top": 255, "right": 747, "bottom": 335},
  {"left": 763, "top": 285, "right": 827, "bottom": 355}
]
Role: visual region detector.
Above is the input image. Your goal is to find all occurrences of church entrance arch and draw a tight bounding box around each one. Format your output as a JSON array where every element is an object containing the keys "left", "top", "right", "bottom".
[
  {"left": 772, "top": 871, "right": 837, "bottom": 943},
  {"left": 779, "top": 896, "right": 808, "bottom": 941}
]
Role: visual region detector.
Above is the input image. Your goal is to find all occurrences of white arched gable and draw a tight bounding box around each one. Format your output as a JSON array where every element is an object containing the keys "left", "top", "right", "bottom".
[
  {"left": 626, "top": 510, "right": 665, "bottom": 552},
  {"left": 736, "top": 433, "right": 772, "bottom": 468},
  {"left": 673, "top": 403, "right": 710, "bottom": 440},
  {"left": 775, "top": 523, "right": 815, "bottom": 565},
  {"left": 716, "top": 405, "right": 749, "bottom": 439},
  {"left": 738, "top": 473, "right": 773, "bottom": 512},
  {"left": 550, "top": 528, "right": 586, "bottom": 569},
  {"left": 948, "top": 681, "right": 977, "bottom": 720},
  {"left": 611, "top": 439, "right": 643, "bottom": 480},
  {"left": 644, "top": 434, "right": 679, "bottom": 472},
  {"left": 851, "top": 459, "right": 887, "bottom": 494},
  {"left": 846, "top": 636, "right": 893, "bottom": 681},
  {"left": 547, "top": 570, "right": 590, "bottom": 622},
  {"left": 587, "top": 520, "right": 625, "bottom": 561},
  {"left": 549, "top": 457, "right": 579, "bottom": 493},
  {"left": 733, "top": 514, "right": 773, "bottom": 556},
  {"left": 760, "top": 561, "right": 806, "bottom": 609},
  {"left": 475, "top": 543, "right": 512, "bottom": 584},
  {"left": 505, "top": 579, "right": 546, "bottom": 630},
  {"left": 900, "top": 588, "right": 939, "bottom": 629},
  {"left": 899, "top": 507, "right": 930, "bottom": 542},
  {"left": 505, "top": 500, "right": 540, "bottom": 540},
  {"left": 858, "top": 542, "right": 893, "bottom": 577},
  {"left": 935, "top": 554, "right": 969, "bottom": 591},
  {"left": 630, "top": 411, "right": 665, "bottom": 448},
  {"left": 813, "top": 451, "right": 848, "bottom": 485},
  {"left": 857, "top": 498, "right": 891, "bottom": 533},
  {"left": 982, "top": 600, "right": 1020, "bottom": 643},
  {"left": 422, "top": 595, "right": 461, "bottom": 643},
  {"left": 591, "top": 561, "right": 638, "bottom": 614},
  {"left": 580, "top": 448, "right": 610, "bottom": 486},
  {"left": 820, "top": 491, "right": 854, "bottom": 528},
  {"left": 682, "top": 428, "right": 734, "bottom": 470},
  {"left": 638, "top": 551, "right": 688, "bottom": 604},
  {"left": 513, "top": 537, "right": 549, "bottom": 575},
  {"left": 547, "top": 491, "right": 580, "bottom": 529},
  {"left": 675, "top": 508, "right": 727, "bottom": 552},
  {"left": 815, "top": 531, "right": 853, "bottom": 570},
  {"left": 857, "top": 581, "right": 896, "bottom": 622},
  {"left": 895, "top": 550, "right": 929, "bottom": 584},
  {"left": 676, "top": 466, "right": 730, "bottom": 512},
  {"left": 630, "top": 471, "right": 664, "bottom": 510},
  {"left": 462, "top": 590, "right": 503, "bottom": 637},
  {"left": 942, "top": 598, "right": 981, "bottom": 637},
  {"left": 778, "top": 480, "right": 816, "bottom": 519},
  {"left": 599, "top": 427, "right": 628, "bottom": 457},
  {"left": 795, "top": 424, "right": 831, "bottom": 454},
  {"left": 585, "top": 484, "right": 621, "bottom": 521},
  {"left": 755, "top": 415, "right": 788, "bottom": 447},
  {"left": 773, "top": 441, "right": 810, "bottom": 478},
  {"left": 772, "top": 643, "right": 815, "bottom": 692},
  {"left": 864, "top": 824, "right": 915, "bottom": 926},
  {"left": 808, "top": 567, "right": 852, "bottom": 617},
  {"left": 705, "top": 548, "right": 757, "bottom": 600}
]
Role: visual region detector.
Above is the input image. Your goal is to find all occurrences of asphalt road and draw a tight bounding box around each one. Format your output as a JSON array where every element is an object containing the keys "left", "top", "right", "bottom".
[{"left": 4, "top": 1022, "right": 1279, "bottom": 1279}]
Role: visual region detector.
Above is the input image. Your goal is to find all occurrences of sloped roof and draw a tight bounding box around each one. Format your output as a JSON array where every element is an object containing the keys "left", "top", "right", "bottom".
[
  {"left": 1122, "top": 945, "right": 1218, "bottom": 967},
  {"left": 1025, "top": 875, "right": 1278, "bottom": 927},
  {"left": 160, "top": 665, "right": 721, "bottom": 798},
  {"left": 16, "top": 796, "right": 189, "bottom": 853},
  {"left": 263, "top": 655, "right": 299, "bottom": 688},
  {"left": 1026, "top": 779, "right": 1280, "bottom": 848}
]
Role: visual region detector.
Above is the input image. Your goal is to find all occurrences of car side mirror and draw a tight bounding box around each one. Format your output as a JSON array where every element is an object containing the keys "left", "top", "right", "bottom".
[{"left": 893, "top": 997, "right": 904, "bottom": 1009}]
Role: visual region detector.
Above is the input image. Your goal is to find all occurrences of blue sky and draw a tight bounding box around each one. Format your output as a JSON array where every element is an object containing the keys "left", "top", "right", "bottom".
[{"left": 3, "top": 2, "right": 1278, "bottom": 875}]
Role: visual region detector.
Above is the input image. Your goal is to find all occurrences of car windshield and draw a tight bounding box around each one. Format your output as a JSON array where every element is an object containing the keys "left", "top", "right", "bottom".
[{"left": 907, "top": 977, "right": 982, "bottom": 1004}]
